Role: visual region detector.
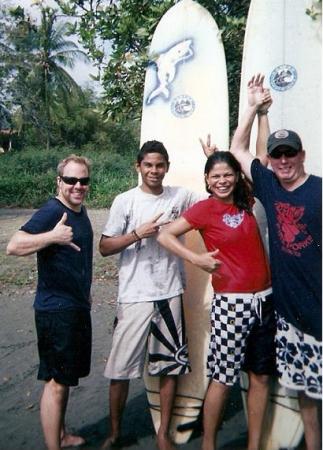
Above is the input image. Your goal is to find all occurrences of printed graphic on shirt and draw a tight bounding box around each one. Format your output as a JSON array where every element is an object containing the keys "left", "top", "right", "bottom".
[
  {"left": 170, "top": 206, "right": 180, "bottom": 221},
  {"left": 222, "top": 211, "right": 244, "bottom": 229},
  {"left": 122, "top": 213, "right": 131, "bottom": 234},
  {"left": 275, "top": 202, "right": 313, "bottom": 257}
]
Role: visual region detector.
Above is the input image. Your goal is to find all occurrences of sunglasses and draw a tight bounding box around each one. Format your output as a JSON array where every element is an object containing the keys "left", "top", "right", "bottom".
[
  {"left": 270, "top": 148, "right": 299, "bottom": 159},
  {"left": 60, "top": 176, "right": 90, "bottom": 186}
]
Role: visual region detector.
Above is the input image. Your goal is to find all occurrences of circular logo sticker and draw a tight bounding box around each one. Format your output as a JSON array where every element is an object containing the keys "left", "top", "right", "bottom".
[
  {"left": 270, "top": 65, "right": 297, "bottom": 91},
  {"left": 171, "top": 95, "right": 195, "bottom": 118},
  {"left": 274, "top": 130, "right": 289, "bottom": 139}
]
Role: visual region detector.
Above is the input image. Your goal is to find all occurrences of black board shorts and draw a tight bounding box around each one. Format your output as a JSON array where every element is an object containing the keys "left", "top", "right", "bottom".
[
  {"left": 35, "top": 309, "right": 92, "bottom": 386},
  {"left": 242, "top": 296, "right": 277, "bottom": 376}
]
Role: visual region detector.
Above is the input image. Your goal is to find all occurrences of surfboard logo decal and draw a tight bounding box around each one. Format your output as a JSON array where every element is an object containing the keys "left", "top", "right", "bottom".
[
  {"left": 171, "top": 95, "right": 195, "bottom": 118},
  {"left": 270, "top": 65, "right": 297, "bottom": 91},
  {"left": 146, "top": 39, "right": 194, "bottom": 105}
]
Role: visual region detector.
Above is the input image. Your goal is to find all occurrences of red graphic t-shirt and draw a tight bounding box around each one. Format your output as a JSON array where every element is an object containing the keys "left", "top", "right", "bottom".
[
  {"left": 275, "top": 201, "right": 314, "bottom": 257},
  {"left": 183, "top": 197, "right": 271, "bottom": 293}
]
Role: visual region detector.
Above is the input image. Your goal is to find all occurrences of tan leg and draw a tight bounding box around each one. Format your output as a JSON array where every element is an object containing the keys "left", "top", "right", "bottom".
[
  {"left": 40, "top": 379, "right": 69, "bottom": 450},
  {"left": 101, "top": 379, "right": 129, "bottom": 449},
  {"left": 201, "top": 380, "right": 230, "bottom": 450},
  {"left": 298, "top": 391, "right": 321, "bottom": 450},
  {"left": 246, "top": 372, "right": 269, "bottom": 450},
  {"left": 157, "top": 375, "right": 176, "bottom": 450}
]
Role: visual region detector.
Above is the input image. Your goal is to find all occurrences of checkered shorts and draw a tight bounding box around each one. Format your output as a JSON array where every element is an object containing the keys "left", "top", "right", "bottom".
[
  {"left": 207, "top": 288, "right": 272, "bottom": 386},
  {"left": 276, "top": 315, "right": 322, "bottom": 400}
]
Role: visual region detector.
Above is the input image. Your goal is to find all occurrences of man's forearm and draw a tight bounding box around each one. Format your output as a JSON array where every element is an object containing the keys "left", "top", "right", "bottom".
[
  {"left": 6, "top": 230, "right": 57, "bottom": 256},
  {"left": 256, "top": 112, "right": 270, "bottom": 166},
  {"left": 99, "top": 232, "right": 139, "bottom": 256}
]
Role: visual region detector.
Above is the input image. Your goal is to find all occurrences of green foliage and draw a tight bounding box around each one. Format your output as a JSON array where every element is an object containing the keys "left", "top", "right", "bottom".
[
  {"left": 0, "top": 150, "right": 58, "bottom": 207},
  {"left": 0, "top": 119, "right": 139, "bottom": 208},
  {"left": 306, "top": 0, "right": 322, "bottom": 19},
  {"left": 0, "top": 5, "right": 88, "bottom": 149}
]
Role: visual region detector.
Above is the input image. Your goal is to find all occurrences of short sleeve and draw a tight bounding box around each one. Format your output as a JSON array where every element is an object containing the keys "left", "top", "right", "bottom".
[
  {"left": 20, "top": 200, "right": 62, "bottom": 234},
  {"left": 102, "top": 194, "right": 128, "bottom": 237},
  {"left": 182, "top": 200, "right": 208, "bottom": 230},
  {"left": 250, "top": 159, "right": 273, "bottom": 203}
]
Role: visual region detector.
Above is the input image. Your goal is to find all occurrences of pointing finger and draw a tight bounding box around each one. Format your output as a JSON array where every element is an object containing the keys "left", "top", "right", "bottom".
[
  {"left": 69, "top": 242, "right": 81, "bottom": 252},
  {"left": 152, "top": 212, "right": 164, "bottom": 223},
  {"left": 157, "top": 220, "right": 171, "bottom": 227}
]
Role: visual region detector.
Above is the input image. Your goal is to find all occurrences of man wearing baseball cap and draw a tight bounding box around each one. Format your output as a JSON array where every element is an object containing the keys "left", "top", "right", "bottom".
[
  {"left": 230, "top": 76, "right": 321, "bottom": 450},
  {"left": 267, "top": 129, "right": 302, "bottom": 155}
]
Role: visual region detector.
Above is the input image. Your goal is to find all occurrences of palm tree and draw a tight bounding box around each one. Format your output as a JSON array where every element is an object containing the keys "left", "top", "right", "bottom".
[
  {"left": 3, "top": 6, "right": 89, "bottom": 149},
  {"left": 35, "top": 8, "right": 88, "bottom": 149}
]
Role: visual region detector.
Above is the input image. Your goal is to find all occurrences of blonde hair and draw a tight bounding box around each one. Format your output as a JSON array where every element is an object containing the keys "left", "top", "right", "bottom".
[{"left": 57, "top": 154, "right": 91, "bottom": 176}]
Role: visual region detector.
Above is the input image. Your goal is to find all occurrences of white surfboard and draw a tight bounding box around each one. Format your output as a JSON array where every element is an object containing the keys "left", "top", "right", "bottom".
[
  {"left": 140, "top": 0, "right": 229, "bottom": 444},
  {"left": 239, "top": 1, "right": 321, "bottom": 449}
]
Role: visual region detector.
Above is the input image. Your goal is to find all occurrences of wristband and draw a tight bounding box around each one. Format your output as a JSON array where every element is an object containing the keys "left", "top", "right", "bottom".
[
  {"left": 257, "top": 110, "right": 268, "bottom": 116},
  {"left": 132, "top": 230, "right": 141, "bottom": 241}
]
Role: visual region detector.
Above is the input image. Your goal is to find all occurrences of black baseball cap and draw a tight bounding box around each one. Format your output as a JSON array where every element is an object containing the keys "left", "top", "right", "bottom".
[{"left": 267, "top": 129, "right": 303, "bottom": 155}]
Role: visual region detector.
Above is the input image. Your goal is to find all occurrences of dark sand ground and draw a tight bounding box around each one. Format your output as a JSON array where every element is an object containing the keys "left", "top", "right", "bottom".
[{"left": 0, "top": 209, "right": 306, "bottom": 450}]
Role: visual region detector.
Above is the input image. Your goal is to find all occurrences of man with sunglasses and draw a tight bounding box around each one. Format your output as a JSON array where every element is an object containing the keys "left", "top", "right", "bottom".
[
  {"left": 230, "top": 78, "right": 322, "bottom": 450},
  {"left": 7, "top": 154, "right": 93, "bottom": 450}
]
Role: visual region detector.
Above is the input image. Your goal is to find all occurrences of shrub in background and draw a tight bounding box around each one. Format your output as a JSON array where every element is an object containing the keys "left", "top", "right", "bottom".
[{"left": 0, "top": 143, "right": 139, "bottom": 208}]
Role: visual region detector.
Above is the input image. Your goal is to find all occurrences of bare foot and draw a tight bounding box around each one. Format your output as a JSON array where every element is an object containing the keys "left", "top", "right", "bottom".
[
  {"left": 61, "top": 433, "right": 85, "bottom": 447},
  {"left": 157, "top": 431, "right": 176, "bottom": 450},
  {"left": 101, "top": 436, "right": 121, "bottom": 449}
]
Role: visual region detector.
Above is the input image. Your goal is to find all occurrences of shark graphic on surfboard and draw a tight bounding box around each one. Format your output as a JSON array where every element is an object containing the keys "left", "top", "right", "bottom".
[{"left": 146, "top": 39, "right": 194, "bottom": 104}]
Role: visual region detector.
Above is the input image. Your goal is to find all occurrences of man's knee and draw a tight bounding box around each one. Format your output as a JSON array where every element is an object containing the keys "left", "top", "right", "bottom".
[
  {"left": 44, "top": 378, "right": 68, "bottom": 397},
  {"left": 298, "top": 391, "right": 320, "bottom": 412}
]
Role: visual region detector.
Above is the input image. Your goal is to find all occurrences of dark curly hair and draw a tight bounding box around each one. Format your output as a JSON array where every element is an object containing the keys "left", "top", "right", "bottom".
[
  {"left": 204, "top": 152, "right": 253, "bottom": 214},
  {"left": 137, "top": 140, "right": 169, "bottom": 165}
]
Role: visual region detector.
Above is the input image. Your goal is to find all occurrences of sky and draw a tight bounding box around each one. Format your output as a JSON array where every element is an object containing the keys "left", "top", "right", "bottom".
[{"left": 9, "top": 0, "right": 102, "bottom": 90}]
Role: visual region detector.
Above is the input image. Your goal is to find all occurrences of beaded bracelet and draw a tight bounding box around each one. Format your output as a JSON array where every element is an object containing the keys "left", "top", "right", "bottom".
[{"left": 132, "top": 230, "right": 141, "bottom": 241}]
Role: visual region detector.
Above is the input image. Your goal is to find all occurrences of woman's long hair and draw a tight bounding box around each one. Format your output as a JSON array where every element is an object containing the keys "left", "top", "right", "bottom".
[{"left": 204, "top": 152, "right": 253, "bottom": 214}]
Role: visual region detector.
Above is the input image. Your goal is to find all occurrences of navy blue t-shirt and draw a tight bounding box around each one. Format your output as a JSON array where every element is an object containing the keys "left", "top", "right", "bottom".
[
  {"left": 251, "top": 159, "right": 322, "bottom": 340},
  {"left": 21, "top": 198, "right": 93, "bottom": 312}
]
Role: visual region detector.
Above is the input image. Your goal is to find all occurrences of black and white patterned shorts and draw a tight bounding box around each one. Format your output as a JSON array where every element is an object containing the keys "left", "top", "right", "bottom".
[
  {"left": 207, "top": 288, "right": 273, "bottom": 386},
  {"left": 104, "top": 295, "right": 190, "bottom": 379},
  {"left": 276, "top": 315, "right": 322, "bottom": 400}
]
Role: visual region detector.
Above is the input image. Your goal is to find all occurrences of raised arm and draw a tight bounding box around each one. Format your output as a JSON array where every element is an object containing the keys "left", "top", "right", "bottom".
[
  {"left": 6, "top": 212, "right": 80, "bottom": 256},
  {"left": 230, "top": 73, "right": 271, "bottom": 180},
  {"left": 255, "top": 87, "right": 272, "bottom": 165},
  {"left": 157, "top": 217, "right": 221, "bottom": 274},
  {"left": 100, "top": 213, "right": 168, "bottom": 256}
]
